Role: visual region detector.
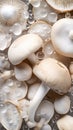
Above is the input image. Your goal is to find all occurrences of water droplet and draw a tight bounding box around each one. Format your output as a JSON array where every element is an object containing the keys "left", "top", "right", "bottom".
[
  {"left": 10, "top": 23, "right": 22, "bottom": 36},
  {"left": 47, "top": 12, "right": 58, "bottom": 23}
]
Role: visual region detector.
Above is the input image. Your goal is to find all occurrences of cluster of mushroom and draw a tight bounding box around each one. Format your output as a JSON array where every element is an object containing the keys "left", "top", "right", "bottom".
[{"left": 0, "top": 0, "right": 73, "bottom": 130}]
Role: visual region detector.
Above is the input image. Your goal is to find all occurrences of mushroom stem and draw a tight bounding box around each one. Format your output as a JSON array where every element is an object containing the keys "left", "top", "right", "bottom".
[
  {"left": 69, "top": 30, "right": 73, "bottom": 40},
  {"left": 28, "top": 82, "right": 50, "bottom": 123},
  {"left": 28, "top": 53, "right": 39, "bottom": 65}
]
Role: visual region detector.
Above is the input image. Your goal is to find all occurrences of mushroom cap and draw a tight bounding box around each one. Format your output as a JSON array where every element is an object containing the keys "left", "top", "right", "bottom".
[
  {"left": 14, "top": 62, "right": 32, "bottom": 81},
  {"left": 51, "top": 18, "right": 73, "bottom": 58},
  {"left": 57, "top": 115, "right": 73, "bottom": 130},
  {"left": 0, "top": 0, "right": 27, "bottom": 25},
  {"left": 54, "top": 95, "right": 70, "bottom": 114},
  {"left": 8, "top": 34, "right": 43, "bottom": 65},
  {"left": 0, "top": 102, "right": 22, "bottom": 130},
  {"left": 46, "top": 0, "right": 73, "bottom": 12},
  {"left": 28, "top": 20, "right": 51, "bottom": 41},
  {"left": 33, "top": 58, "right": 71, "bottom": 94},
  {"left": 35, "top": 100, "right": 54, "bottom": 123}
]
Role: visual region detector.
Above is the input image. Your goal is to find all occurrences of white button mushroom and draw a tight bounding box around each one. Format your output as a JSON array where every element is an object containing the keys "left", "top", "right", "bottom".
[
  {"left": 0, "top": 102, "right": 22, "bottom": 130},
  {"left": 27, "top": 83, "right": 41, "bottom": 100},
  {"left": 69, "top": 62, "right": 73, "bottom": 74},
  {"left": 46, "top": 0, "right": 73, "bottom": 12},
  {"left": 57, "top": 115, "right": 73, "bottom": 130},
  {"left": 14, "top": 62, "right": 32, "bottom": 81},
  {"left": 35, "top": 100, "right": 54, "bottom": 124},
  {"left": 54, "top": 95, "right": 71, "bottom": 114},
  {"left": 51, "top": 18, "right": 73, "bottom": 58},
  {"left": 0, "top": 0, "right": 28, "bottom": 25},
  {"left": 28, "top": 58, "right": 71, "bottom": 126},
  {"left": 8, "top": 34, "right": 43, "bottom": 65},
  {"left": 33, "top": 58, "right": 71, "bottom": 94}
]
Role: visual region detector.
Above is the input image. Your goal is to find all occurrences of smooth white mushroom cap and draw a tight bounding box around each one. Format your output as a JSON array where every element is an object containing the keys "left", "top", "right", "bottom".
[
  {"left": 27, "top": 83, "right": 41, "bottom": 100},
  {"left": 14, "top": 62, "right": 32, "bottom": 81},
  {"left": 8, "top": 34, "right": 43, "bottom": 65},
  {"left": 54, "top": 95, "right": 70, "bottom": 114},
  {"left": 33, "top": 58, "right": 71, "bottom": 94},
  {"left": 46, "top": 0, "right": 73, "bottom": 12},
  {"left": 35, "top": 100, "right": 54, "bottom": 123},
  {"left": 57, "top": 115, "right": 73, "bottom": 130},
  {"left": 51, "top": 18, "right": 73, "bottom": 58}
]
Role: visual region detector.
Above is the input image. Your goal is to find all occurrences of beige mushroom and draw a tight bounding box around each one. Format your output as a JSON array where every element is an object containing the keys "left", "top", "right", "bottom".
[
  {"left": 54, "top": 95, "right": 71, "bottom": 114},
  {"left": 8, "top": 34, "right": 43, "bottom": 65},
  {"left": 0, "top": 0, "right": 28, "bottom": 25},
  {"left": 14, "top": 62, "right": 32, "bottom": 81},
  {"left": 33, "top": 58, "right": 71, "bottom": 94},
  {"left": 0, "top": 102, "right": 22, "bottom": 130},
  {"left": 28, "top": 58, "right": 71, "bottom": 126},
  {"left": 28, "top": 20, "right": 51, "bottom": 41},
  {"left": 46, "top": 0, "right": 73, "bottom": 12},
  {"left": 57, "top": 115, "right": 73, "bottom": 130},
  {"left": 51, "top": 18, "right": 73, "bottom": 58}
]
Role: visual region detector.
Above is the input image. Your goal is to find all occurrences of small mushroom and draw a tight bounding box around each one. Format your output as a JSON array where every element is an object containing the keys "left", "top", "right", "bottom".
[
  {"left": 57, "top": 115, "right": 73, "bottom": 130},
  {"left": 35, "top": 100, "right": 54, "bottom": 124},
  {"left": 8, "top": 34, "right": 43, "bottom": 65},
  {"left": 0, "top": 102, "right": 22, "bottom": 130},
  {"left": 54, "top": 95, "right": 71, "bottom": 114},
  {"left": 51, "top": 18, "right": 73, "bottom": 58},
  {"left": 46, "top": 0, "right": 73, "bottom": 12},
  {"left": 28, "top": 20, "right": 51, "bottom": 41},
  {"left": 14, "top": 62, "right": 32, "bottom": 81},
  {"left": 0, "top": 0, "right": 28, "bottom": 25},
  {"left": 27, "top": 83, "right": 41, "bottom": 100},
  {"left": 28, "top": 58, "right": 71, "bottom": 126}
]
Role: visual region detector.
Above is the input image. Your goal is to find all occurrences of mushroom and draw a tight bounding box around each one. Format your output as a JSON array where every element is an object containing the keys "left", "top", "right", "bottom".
[
  {"left": 27, "top": 74, "right": 39, "bottom": 85},
  {"left": 57, "top": 115, "right": 73, "bottom": 130},
  {"left": 28, "top": 58, "right": 71, "bottom": 126},
  {"left": 46, "top": 0, "right": 73, "bottom": 12},
  {"left": 29, "top": 0, "right": 42, "bottom": 7},
  {"left": 14, "top": 62, "right": 32, "bottom": 81},
  {"left": 35, "top": 100, "right": 54, "bottom": 124},
  {"left": 54, "top": 95, "right": 71, "bottom": 114},
  {"left": 28, "top": 20, "right": 51, "bottom": 41},
  {"left": 51, "top": 18, "right": 73, "bottom": 58},
  {"left": 0, "top": 102, "right": 22, "bottom": 130},
  {"left": 8, "top": 34, "right": 43, "bottom": 65},
  {"left": 0, "top": 0, "right": 28, "bottom": 25},
  {"left": 27, "top": 83, "right": 41, "bottom": 100}
]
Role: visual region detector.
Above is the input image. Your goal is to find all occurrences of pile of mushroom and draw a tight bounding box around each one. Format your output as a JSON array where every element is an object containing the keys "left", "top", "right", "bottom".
[{"left": 0, "top": 0, "right": 73, "bottom": 130}]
